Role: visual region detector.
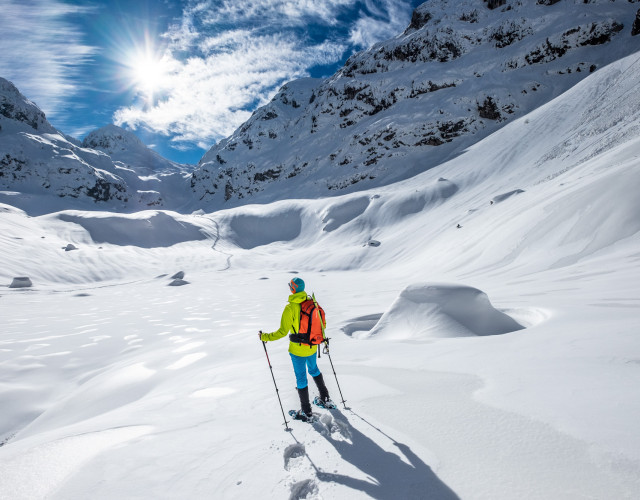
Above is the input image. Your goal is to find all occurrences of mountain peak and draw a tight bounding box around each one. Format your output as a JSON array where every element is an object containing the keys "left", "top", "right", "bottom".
[
  {"left": 82, "top": 124, "right": 145, "bottom": 154},
  {"left": 189, "top": 0, "right": 640, "bottom": 209},
  {"left": 0, "top": 77, "right": 54, "bottom": 133}
]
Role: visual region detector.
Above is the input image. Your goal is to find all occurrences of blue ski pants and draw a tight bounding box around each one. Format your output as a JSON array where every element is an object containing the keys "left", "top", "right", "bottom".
[{"left": 290, "top": 352, "right": 321, "bottom": 389}]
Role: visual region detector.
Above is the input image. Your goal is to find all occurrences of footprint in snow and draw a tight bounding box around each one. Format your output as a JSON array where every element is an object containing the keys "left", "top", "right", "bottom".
[
  {"left": 283, "top": 443, "right": 306, "bottom": 471},
  {"left": 318, "top": 413, "right": 352, "bottom": 442},
  {"left": 289, "top": 479, "right": 318, "bottom": 500}
]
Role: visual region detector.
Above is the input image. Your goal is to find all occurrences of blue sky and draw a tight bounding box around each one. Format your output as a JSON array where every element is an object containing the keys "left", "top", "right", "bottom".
[{"left": 0, "top": 0, "right": 424, "bottom": 164}]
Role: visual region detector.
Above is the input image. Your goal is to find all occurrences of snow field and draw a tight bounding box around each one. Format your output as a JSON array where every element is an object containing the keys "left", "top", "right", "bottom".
[{"left": 1, "top": 53, "right": 640, "bottom": 499}]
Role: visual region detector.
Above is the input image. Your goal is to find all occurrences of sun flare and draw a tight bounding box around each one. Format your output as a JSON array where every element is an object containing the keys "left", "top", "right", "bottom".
[
  {"left": 119, "top": 33, "right": 173, "bottom": 101},
  {"left": 129, "top": 51, "right": 170, "bottom": 96}
]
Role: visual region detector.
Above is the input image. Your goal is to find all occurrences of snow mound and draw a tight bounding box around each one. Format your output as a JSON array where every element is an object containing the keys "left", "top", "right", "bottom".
[
  {"left": 227, "top": 208, "right": 302, "bottom": 249},
  {"left": 392, "top": 178, "right": 458, "bottom": 217},
  {"left": 366, "top": 283, "right": 524, "bottom": 340},
  {"left": 57, "top": 212, "right": 207, "bottom": 248},
  {"left": 322, "top": 196, "right": 370, "bottom": 232}
]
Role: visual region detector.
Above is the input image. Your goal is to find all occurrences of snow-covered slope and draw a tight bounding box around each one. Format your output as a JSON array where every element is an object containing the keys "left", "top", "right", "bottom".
[
  {"left": 82, "top": 125, "right": 192, "bottom": 209},
  {"left": 2, "top": 1, "right": 639, "bottom": 215},
  {"left": 0, "top": 78, "right": 131, "bottom": 212},
  {"left": 0, "top": 84, "right": 191, "bottom": 214},
  {"left": 191, "top": 0, "right": 640, "bottom": 208},
  {"left": 1, "top": 51, "right": 639, "bottom": 499}
]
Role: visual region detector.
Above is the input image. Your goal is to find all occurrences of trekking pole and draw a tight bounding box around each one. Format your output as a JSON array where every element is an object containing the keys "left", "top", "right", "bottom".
[
  {"left": 261, "top": 337, "right": 291, "bottom": 431},
  {"left": 311, "top": 293, "right": 348, "bottom": 409},
  {"left": 323, "top": 344, "right": 348, "bottom": 410}
]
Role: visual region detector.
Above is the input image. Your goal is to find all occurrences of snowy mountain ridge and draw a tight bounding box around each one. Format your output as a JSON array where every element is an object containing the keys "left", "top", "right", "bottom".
[
  {"left": 191, "top": 0, "right": 640, "bottom": 208},
  {"left": 1, "top": 0, "right": 639, "bottom": 215},
  {"left": 0, "top": 82, "right": 191, "bottom": 214},
  {"left": 82, "top": 125, "right": 186, "bottom": 177},
  {"left": 0, "top": 78, "right": 55, "bottom": 134},
  {"left": 0, "top": 79, "right": 129, "bottom": 212}
]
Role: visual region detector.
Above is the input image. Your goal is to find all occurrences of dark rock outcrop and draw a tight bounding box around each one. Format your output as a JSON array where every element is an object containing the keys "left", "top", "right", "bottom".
[
  {"left": 485, "top": 0, "right": 507, "bottom": 10},
  {"left": 0, "top": 79, "right": 53, "bottom": 132},
  {"left": 478, "top": 97, "right": 502, "bottom": 120},
  {"left": 405, "top": 7, "right": 432, "bottom": 33}
]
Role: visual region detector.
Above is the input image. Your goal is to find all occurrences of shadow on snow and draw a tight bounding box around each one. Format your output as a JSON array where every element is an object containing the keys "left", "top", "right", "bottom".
[{"left": 292, "top": 408, "right": 460, "bottom": 500}]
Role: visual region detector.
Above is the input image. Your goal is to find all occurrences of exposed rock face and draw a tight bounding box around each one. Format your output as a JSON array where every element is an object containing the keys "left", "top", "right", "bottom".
[
  {"left": 405, "top": 5, "right": 432, "bottom": 32},
  {"left": 0, "top": 78, "right": 132, "bottom": 206},
  {"left": 633, "top": 9, "right": 640, "bottom": 36},
  {"left": 485, "top": 0, "right": 507, "bottom": 10},
  {"left": 9, "top": 277, "right": 32, "bottom": 288},
  {"left": 0, "top": 79, "right": 54, "bottom": 133},
  {"left": 0, "top": 87, "right": 192, "bottom": 210},
  {"left": 190, "top": 0, "right": 639, "bottom": 209},
  {"left": 478, "top": 97, "right": 502, "bottom": 120}
]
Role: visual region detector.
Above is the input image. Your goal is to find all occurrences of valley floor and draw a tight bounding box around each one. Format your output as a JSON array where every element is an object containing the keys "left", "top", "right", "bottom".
[{"left": 1, "top": 260, "right": 639, "bottom": 499}]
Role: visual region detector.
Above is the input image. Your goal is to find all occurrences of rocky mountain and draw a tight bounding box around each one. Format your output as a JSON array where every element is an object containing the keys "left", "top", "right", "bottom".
[
  {"left": 0, "top": 78, "right": 130, "bottom": 212},
  {"left": 82, "top": 125, "right": 182, "bottom": 175},
  {"left": 0, "top": 81, "right": 189, "bottom": 214},
  {"left": 1, "top": 0, "right": 639, "bottom": 214},
  {"left": 190, "top": 0, "right": 640, "bottom": 208},
  {"left": 82, "top": 125, "right": 192, "bottom": 209}
]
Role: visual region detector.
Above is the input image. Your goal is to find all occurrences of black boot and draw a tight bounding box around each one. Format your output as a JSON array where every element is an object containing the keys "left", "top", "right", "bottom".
[
  {"left": 312, "top": 373, "right": 330, "bottom": 402},
  {"left": 297, "top": 386, "right": 312, "bottom": 421},
  {"left": 312, "top": 374, "right": 336, "bottom": 408}
]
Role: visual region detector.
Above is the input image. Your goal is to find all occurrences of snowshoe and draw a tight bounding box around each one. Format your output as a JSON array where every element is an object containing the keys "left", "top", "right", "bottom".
[
  {"left": 313, "top": 395, "right": 337, "bottom": 410},
  {"left": 289, "top": 409, "right": 316, "bottom": 423}
]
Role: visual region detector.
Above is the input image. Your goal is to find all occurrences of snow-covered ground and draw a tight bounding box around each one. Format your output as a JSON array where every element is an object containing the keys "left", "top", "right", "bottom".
[{"left": 1, "top": 53, "right": 639, "bottom": 499}]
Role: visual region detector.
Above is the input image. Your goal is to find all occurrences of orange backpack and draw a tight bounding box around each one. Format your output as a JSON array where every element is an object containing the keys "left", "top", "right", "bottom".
[{"left": 290, "top": 296, "right": 326, "bottom": 345}]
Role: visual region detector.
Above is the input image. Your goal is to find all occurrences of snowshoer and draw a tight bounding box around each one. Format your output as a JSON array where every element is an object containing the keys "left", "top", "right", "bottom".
[{"left": 259, "top": 277, "right": 334, "bottom": 422}]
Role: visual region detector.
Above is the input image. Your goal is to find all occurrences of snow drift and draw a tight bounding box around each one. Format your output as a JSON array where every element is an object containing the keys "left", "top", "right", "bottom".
[
  {"left": 57, "top": 211, "right": 208, "bottom": 248},
  {"left": 364, "top": 283, "right": 524, "bottom": 340}
]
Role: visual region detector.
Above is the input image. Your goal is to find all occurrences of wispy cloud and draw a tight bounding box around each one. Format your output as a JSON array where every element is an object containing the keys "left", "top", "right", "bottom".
[
  {"left": 114, "top": 32, "right": 345, "bottom": 149},
  {"left": 349, "top": 0, "right": 413, "bottom": 48},
  {"left": 193, "top": 0, "right": 356, "bottom": 27},
  {"left": 114, "top": 0, "right": 416, "bottom": 152},
  {"left": 0, "top": 0, "right": 97, "bottom": 118}
]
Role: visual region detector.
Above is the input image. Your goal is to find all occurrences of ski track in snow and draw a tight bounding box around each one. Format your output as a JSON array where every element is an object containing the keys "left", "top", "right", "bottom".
[{"left": 207, "top": 217, "right": 233, "bottom": 271}]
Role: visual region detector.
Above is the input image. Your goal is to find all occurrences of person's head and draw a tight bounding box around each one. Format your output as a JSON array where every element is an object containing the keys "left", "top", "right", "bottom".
[{"left": 289, "top": 277, "right": 305, "bottom": 294}]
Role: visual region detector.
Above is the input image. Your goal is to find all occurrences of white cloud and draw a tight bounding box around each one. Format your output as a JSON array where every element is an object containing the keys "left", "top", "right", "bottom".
[
  {"left": 0, "top": 0, "right": 97, "bottom": 118},
  {"left": 349, "top": 0, "right": 413, "bottom": 49},
  {"left": 114, "top": 0, "right": 415, "bottom": 152},
  {"left": 195, "top": 0, "right": 357, "bottom": 27},
  {"left": 115, "top": 33, "right": 347, "bottom": 146},
  {"left": 115, "top": 3, "right": 351, "bottom": 150}
]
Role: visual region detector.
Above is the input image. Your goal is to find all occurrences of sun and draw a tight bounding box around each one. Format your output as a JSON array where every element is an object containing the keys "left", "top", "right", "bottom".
[
  {"left": 120, "top": 34, "right": 173, "bottom": 101},
  {"left": 131, "top": 52, "right": 169, "bottom": 94}
]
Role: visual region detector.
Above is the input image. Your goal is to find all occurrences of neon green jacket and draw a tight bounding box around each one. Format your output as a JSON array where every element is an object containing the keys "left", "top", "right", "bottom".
[{"left": 261, "top": 291, "right": 319, "bottom": 357}]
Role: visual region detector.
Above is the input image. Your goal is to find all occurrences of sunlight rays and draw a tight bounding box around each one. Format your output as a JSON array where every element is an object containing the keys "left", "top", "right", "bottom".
[
  {"left": 108, "top": 24, "right": 176, "bottom": 108},
  {"left": 124, "top": 37, "right": 175, "bottom": 104}
]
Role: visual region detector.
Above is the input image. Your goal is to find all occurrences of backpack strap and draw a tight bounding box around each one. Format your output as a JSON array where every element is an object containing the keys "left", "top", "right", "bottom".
[{"left": 289, "top": 296, "right": 311, "bottom": 345}]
